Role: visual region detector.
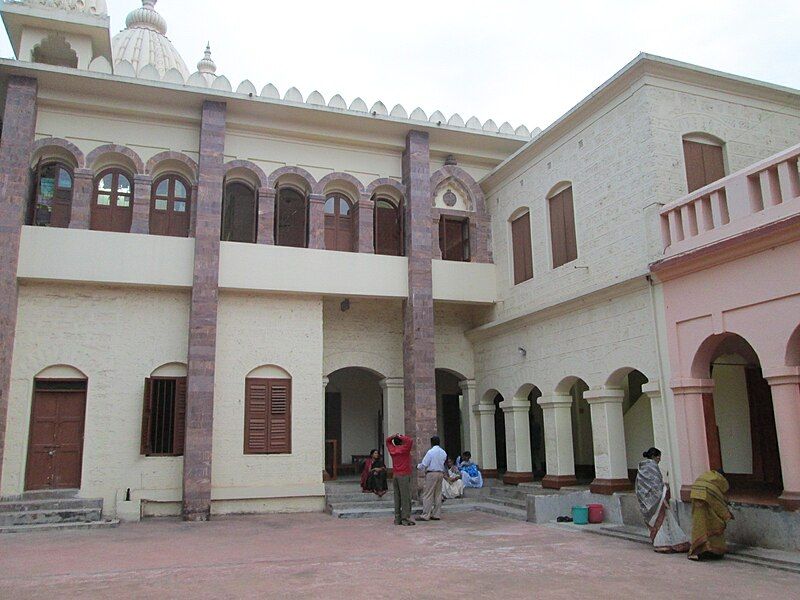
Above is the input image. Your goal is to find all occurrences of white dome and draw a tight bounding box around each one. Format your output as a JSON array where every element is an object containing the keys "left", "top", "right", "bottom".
[{"left": 112, "top": 1, "right": 189, "bottom": 79}]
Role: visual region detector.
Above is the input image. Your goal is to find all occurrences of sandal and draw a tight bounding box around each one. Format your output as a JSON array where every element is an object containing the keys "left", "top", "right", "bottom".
[{"left": 401, "top": 520, "right": 416, "bottom": 526}]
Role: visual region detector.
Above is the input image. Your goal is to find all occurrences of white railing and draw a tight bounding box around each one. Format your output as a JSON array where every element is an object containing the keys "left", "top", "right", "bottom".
[{"left": 660, "top": 143, "right": 800, "bottom": 256}]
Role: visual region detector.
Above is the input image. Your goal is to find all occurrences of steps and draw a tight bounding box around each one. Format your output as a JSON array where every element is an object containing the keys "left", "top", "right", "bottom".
[{"left": 0, "top": 490, "right": 118, "bottom": 534}]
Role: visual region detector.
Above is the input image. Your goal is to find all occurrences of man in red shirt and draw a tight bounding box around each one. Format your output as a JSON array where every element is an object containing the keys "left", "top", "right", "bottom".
[{"left": 386, "top": 433, "right": 415, "bottom": 526}]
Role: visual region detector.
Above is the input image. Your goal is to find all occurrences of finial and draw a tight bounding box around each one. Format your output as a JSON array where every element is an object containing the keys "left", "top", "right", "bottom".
[
  {"left": 197, "top": 42, "right": 217, "bottom": 75},
  {"left": 143, "top": 0, "right": 157, "bottom": 8}
]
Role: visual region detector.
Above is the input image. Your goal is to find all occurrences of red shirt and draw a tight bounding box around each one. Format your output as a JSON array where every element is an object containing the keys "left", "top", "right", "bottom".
[{"left": 386, "top": 435, "right": 413, "bottom": 476}]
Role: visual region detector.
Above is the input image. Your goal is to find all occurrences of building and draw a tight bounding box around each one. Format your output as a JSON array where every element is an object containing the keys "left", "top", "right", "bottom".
[{"left": 0, "top": 0, "right": 797, "bottom": 532}]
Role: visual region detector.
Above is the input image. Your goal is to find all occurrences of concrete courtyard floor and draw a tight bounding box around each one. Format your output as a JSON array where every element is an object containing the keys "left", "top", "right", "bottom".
[{"left": 1, "top": 512, "right": 798, "bottom": 599}]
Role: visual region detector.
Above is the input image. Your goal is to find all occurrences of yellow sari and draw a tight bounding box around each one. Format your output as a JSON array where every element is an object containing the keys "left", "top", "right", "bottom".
[{"left": 689, "top": 470, "right": 733, "bottom": 559}]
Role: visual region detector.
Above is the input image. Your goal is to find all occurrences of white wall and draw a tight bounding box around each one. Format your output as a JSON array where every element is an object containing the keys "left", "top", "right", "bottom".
[
  {"left": 712, "top": 356, "right": 753, "bottom": 474},
  {"left": 624, "top": 397, "right": 655, "bottom": 470}
]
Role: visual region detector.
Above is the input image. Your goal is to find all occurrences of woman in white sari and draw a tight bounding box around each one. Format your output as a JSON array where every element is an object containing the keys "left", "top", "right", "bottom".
[
  {"left": 635, "top": 447, "right": 690, "bottom": 554},
  {"left": 441, "top": 458, "right": 465, "bottom": 500}
]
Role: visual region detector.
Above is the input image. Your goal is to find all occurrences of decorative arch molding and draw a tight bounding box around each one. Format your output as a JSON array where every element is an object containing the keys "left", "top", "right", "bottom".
[
  {"left": 689, "top": 331, "right": 763, "bottom": 379},
  {"left": 31, "top": 137, "right": 85, "bottom": 169},
  {"left": 267, "top": 165, "right": 318, "bottom": 192},
  {"left": 554, "top": 375, "right": 589, "bottom": 395},
  {"left": 86, "top": 144, "right": 145, "bottom": 174},
  {"left": 675, "top": 113, "right": 730, "bottom": 146},
  {"left": 430, "top": 165, "right": 487, "bottom": 214},
  {"left": 314, "top": 172, "right": 366, "bottom": 198},
  {"left": 434, "top": 366, "right": 469, "bottom": 381},
  {"left": 151, "top": 362, "right": 188, "bottom": 378},
  {"left": 605, "top": 366, "right": 651, "bottom": 389},
  {"left": 546, "top": 180, "right": 573, "bottom": 200},
  {"left": 223, "top": 159, "right": 268, "bottom": 188},
  {"left": 35, "top": 364, "right": 87, "bottom": 380},
  {"left": 366, "top": 177, "right": 405, "bottom": 200},
  {"left": 326, "top": 365, "right": 387, "bottom": 381},
  {"left": 513, "top": 383, "right": 542, "bottom": 401},
  {"left": 246, "top": 364, "right": 292, "bottom": 379},
  {"left": 323, "top": 351, "right": 393, "bottom": 381},
  {"left": 508, "top": 205, "right": 531, "bottom": 222},
  {"left": 146, "top": 152, "right": 199, "bottom": 182},
  {"left": 480, "top": 388, "right": 503, "bottom": 405}
]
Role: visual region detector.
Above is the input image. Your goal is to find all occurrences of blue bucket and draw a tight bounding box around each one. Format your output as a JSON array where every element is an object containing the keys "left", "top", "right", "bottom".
[{"left": 572, "top": 505, "right": 589, "bottom": 525}]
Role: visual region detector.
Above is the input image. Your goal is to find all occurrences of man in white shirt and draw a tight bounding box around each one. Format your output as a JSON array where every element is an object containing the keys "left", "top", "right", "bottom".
[{"left": 416, "top": 436, "right": 448, "bottom": 521}]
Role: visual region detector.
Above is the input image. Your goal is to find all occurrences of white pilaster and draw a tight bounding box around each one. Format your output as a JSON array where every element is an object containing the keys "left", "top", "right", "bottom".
[
  {"left": 501, "top": 397, "right": 533, "bottom": 478},
  {"left": 538, "top": 394, "right": 576, "bottom": 487},
  {"left": 585, "top": 388, "right": 630, "bottom": 492},
  {"left": 380, "top": 377, "right": 405, "bottom": 469},
  {"left": 474, "top": 402, "right": 497, "bottom": 472},
  {"left": 459, "top": 379, "right": 479, "bottom": 458}
]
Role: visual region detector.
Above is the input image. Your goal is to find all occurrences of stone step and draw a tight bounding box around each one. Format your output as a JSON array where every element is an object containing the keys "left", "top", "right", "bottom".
[
  {"left": 473, "top": 503, "right": 529, "bottom": 522},
  {"left": 0, "top": 519, "right": 119, "bottom": 535},
  {"left": 0, "top": 497, "right": 103, "bottom": 513},
  {"left": 488, "top": 487, "right": 528, "bottom": 502},
  {"left": 331, "top": 501, "right": 479, "bottom": 519},
  {"left": 12, "top": 489, "right": 80, "bottom": 500},
  {"left": 485, "top": 496, "right": 527, "bottom": 510},
  {"left": 325, "top": 492, "right": 395, "bottom": 503},
  {"left": 0, "top": 507, "right": 102, "bottom": 527}
]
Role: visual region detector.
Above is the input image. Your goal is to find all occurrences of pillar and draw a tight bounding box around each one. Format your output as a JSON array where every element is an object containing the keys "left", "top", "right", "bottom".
[
  {"left": 308, "top": 193, "right": 325, "bottom": 249},
  {"left": 257, "top": 187, "right": 275, "bottom": 245},
  {"left": 401, "top": 130, "right": 436, "bottom": 480},
  {"left": 538, "top": 394, "right": 577, "bottom": 489},
  {"left": 322, "top": 377, "right": 330, "bottom": 480},
  {"left": 380, "top": 378, "right": 405, "bottom": 470},
  {"left": 459, "top": 380, "right": 480, "bottom": 460},
  {"left": 182, "top": 100, "right": 226, "bottom": 521},
  {"left": 501, "top": 397, "right": 534, "bottom": 484},
  {"left": 585, "top": 388, "right": 632, "bottom": 494},
  {"left": 355, "top": 193, "right": 374, "bottom": 253},
  {"left": 69, "top": 168, "right": 93, "bottom": 230},
  {"left": 475, "top": 402, "right": 497, "bottom": 478},
  {"left": 131, "top": 173, "right": 152, "bottom": 234},
  {"left": 671, "top": 379, "right": 714, "bottom": 501},
  {"left": 0, "top": 76, "right": 38, "bottom": 488},
  {"left": 764, "top": 367, "right": 800, "bottom": 511},
  {"left": 642, "top": 382, "right": 672, "bottom": 484}
]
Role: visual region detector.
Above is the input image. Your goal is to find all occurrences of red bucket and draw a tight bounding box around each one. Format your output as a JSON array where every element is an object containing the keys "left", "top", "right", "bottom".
[{"left": 587, "top": 503, "right": 604, "bottom": 524}]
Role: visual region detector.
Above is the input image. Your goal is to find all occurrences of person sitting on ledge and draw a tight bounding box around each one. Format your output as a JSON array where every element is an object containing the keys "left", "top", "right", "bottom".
[
  {"left": 442, "top": 457, "right": 465, "bottom": 500},
  {"left": 360, "top": 448, "right": 388, "bottom": 497},
  {"left": 456, "top": 451, "right": 484, "bottom": 489}
]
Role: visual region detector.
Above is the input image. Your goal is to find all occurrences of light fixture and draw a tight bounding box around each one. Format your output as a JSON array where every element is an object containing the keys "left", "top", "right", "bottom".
[
  {"left": 340, "top": 298, "right": 350, "bottom": 312},
  {"left": 518, "top": 347, "right": 527, "bottom": 358}
]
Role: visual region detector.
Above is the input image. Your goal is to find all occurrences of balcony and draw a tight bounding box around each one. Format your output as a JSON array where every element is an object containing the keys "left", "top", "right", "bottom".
[{"left": 660, "top": 143, "right": 800, "bottom": 258}]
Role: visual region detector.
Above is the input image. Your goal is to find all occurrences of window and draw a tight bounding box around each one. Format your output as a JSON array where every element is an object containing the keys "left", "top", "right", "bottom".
[
  {"left": 275, "top": 187, "right": 308, "bottom": 248},
  {"left": 244, "top": 378, "right": 292, "bottom": 454},
  {"left": 91, "top": 169, "right": 134, "bottom": 233},
  {"left": 324, "top": 194, "right": 354, "bottom": 252},
  {"left": 683, "top": 138, "right": 726, "bottom": 193},
  {"left": 151, "top": 175, "right": 191, "bottom": 237},
  {"left": 374, "top": 197, "right": 403, "bottom": 256},
  {"left": 31, "top": 162, "right": 73, "bottom": 228},
  {"left": 140, "top": 377, "right": 186, "bottom": 456},
  {"left": 439, "top": 216, "right": 470, "bottom": 262},
  {"left": 221, "top": 181, "right": 257, "bottom": 243},
  {"left": 548, "top": 185, "right": 577, "bottom": 268},
  {"left": 511, "top": 211, "right": 533, "bottom": 284}
]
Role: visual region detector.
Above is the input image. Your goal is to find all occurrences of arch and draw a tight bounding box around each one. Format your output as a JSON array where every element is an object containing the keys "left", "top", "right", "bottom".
[
  {"left": 366, "top": 177, "right": 405, "bottom": 200},
  {"left": 430, "top": 165, "right": 487, "bottom": 214},
  {"left": 786, "top": 323, "right": 800, "bottom": 367},
  {"left": 223, "top": 159, "right": 267, "bottom": 189},
  {"left": 554, "top": 375, "right": 586, "bottom": 394},
  {"left": 481, "top": 388, "right": 501, "bottom": 405},
  {"left": 35, "top": 364, "right": 87, "bottom": 380},
  {"left": 606, "top": 366, "right": 651, "bottom": 388},
  {"left": 86, "top": 144, "right": 144, "bottom": 175},
  {"left": 31, "top": 137, "right": 85, "bottom": 169},
  {"left": 513, "top": 382, "right": 539, "bottom": 401},
  {"left": 326, "top": 365, "right": 386, "bottom": 380},
  {"left": 436, "top": 367, "right": 467, "bottom": 381},
  {"left": 509, "top": 205, "right": 530, "bottom": 222},
  {"left": 246, "top": 364, "right": 292, "bottom": 379},
  {"left": 314, "top": 172, "right": 365, "bottom": 198},
  {"left": 267, "top": 165, "right": 317, "bottom": 194},
  {"left": 546, "top": 180, "right": 573, "bottom": 200},
  {"left": 691, "top": 332, "right": 762, "bottom": 379},
  {"left": 32, "top": 33, "right": 78, "bottom": 68},
  {"left": 682, "top": 131, "right": 725, "bottom": 147},
  {"left": 151, "top": 362, "right": 188, "bottom": 378},
  {"left": 146, "top": 151, "right": 198, "bottom": 183}
]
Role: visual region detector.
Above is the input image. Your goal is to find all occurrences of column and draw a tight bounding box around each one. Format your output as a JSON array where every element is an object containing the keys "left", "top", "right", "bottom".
[
  {"left": 355, "top": 193, "right": 374, "bottom": 253},
  {"left": 501, "top": 397, "right": 534, "bottom": 484},
  {"left": 538, "top": 394, "right": 577, "bottom": 489},
  {"left": 459, "top": 380, "right": 480, "bottom": 460},
  {"left": 308, "top": 193, "right": 325, "bottom": 249},
  {"left": 475, "top": 402, "right": 497, "bottom": 477},
  {"left": 69, "top": 168, "right": 93, "bottom": 229},
  {"left": 257, "top": 187, "right": 275, "bottom": 245},
  {"left": 585, "top": 388, "right": 632, "bottom": 494},
  {"left": 131, "top": 173, "right": 152, "bottom": 234},
  {"left": 642, "top": 382, "right": 672, "bottom": 484},
  {"left": 322, "top": 377, "right": 330, "bottom": 480},
  {"left": 671, "top": 379, "right": 714, "bottom": 501},
  {"left": 0, "top": 76, "right": 38, "bottom": 487},
  {"left": 182, "top": 101, "right": 226, "bottom": 522},
  {"left": 380, "top": 378, "right": 405, "bottom": 470},
  {"left": 764, "top": 367, "right": 800, "bottom": 511},
  {"left": 401, "top": 130, "right": 436, "bottom": 480}
]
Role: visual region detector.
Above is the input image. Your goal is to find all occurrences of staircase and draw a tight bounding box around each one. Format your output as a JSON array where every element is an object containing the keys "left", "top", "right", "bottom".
[{"left": 0, "top": 490, "right": 119, "bottom": 534}]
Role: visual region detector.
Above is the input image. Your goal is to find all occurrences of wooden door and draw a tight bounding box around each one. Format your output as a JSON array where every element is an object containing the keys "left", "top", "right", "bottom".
[
  {"left": 746, "top": 368, "right": 782, "bottom": 487},
  {"left": 702, "top": 392, "right": 723, "bottom": 472},
  {"left": 324, "top": 195, "right": 353, "bottom": 252},
  {"left": 325, "top": 392, "right": 342, "bottom": 476},
  {"left": 439, "top": 216, "right": 469, "bottom": 262},
  {"left": 25, "top": 385, "right": 87, "bottom": 490},
  {"left": 91, "top": 170, "right": 133, "bottom": 233},
  {"left": 374, "top": 199, "right": 402, "bottom": 256},
  {"left": 276, "top": 188, "right": 307, "bottom": 247},
  {"left": 222, "top": 182, "right": 257, "bottom": 243},
  {"left": 442, "top": 394, "right": 462, "bottom": 460}
]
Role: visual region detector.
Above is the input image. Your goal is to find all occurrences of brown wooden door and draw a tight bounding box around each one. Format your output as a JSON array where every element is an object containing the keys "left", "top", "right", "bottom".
[
  {"left": 221, "top": 182, "right": 257, "bottom": 243},
  {"left": 91, "top": 170, "right": 134, "bottom": 233},
  {"left": 324, "top": 195, "right": 353, "bottom": 252},
  {"left": 702, "top": 392, "right": 723, "bottom": 472},
  {"left": 276, "top": 188, "right": 307, "bottom": 247},
  {"left": 683, "top": 140, "right": 726, "bottom": 192},
  {"left": 374, "top": 198, "right": 402, "bottom": 256},
  {"left": 25, "top": 386, "right": 87, "bottom": 490},
  {"left": 745, "top": 368, "right": 782, "bottom": 487},
  {"left": 440, "top": 216, "right": 469, "bottom": 261}
]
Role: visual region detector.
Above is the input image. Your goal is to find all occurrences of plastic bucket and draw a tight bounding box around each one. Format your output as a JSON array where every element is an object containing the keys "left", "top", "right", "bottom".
[
  {"left": 587, "top": 503, "right": 604, "bottom": 524},
  {"left": 572, "top": 505, "right": 589, "bottom": 525}
]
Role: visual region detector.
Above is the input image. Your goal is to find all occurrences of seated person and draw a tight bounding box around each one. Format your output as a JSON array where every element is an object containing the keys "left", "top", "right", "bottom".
[
  {"left": 442, "top": 458, "right": 465, "bottom": 500},
  {"left": 360, "top": 449, "right": 388, "bottom": 497},
  {"left": 456, "top": 451, "right": 484, "bottom": 489}
]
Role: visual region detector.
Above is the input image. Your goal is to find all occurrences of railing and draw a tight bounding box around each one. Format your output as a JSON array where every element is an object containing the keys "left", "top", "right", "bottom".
[{"left": 660, "top": 143, "right": 800, "bottom": 256}]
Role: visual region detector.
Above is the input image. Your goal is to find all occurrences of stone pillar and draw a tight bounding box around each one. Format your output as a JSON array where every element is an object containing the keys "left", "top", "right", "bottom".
[
  {"left": 475, "top": 402, "right": 497, "bottom": 477},
  {"left": 380, "top": 378, "right": 405, "bottom": 470},
  {"left": 459, "top": 380, "right": 479, "bottom": 460},
  {"left": 0, "top": 76, "right": 37, "bottom": 488},
  {"left": 671, "top": 379, "right": 714, "bottom": 501},
  {"left": 308, "top": 193, "right": 325, "bottom": 249},
  {"left": 764, "top": 367, "right": 800, "bottom": 511},
  {"left": 538, "top": 394, "right": 577, "bottom": 489},
  {"left": 321, "top": 377, "right": 330, "bottom": 481},
  {"left": 182, "top": 101, "right": 226, "bottom": 522},
  {"left": 642, "top": 382, "right": 672, "bottom": 483},
  {"left": 131, "top": 174, "right": 152, "bottom": 234},
  {"left": 354, "top": 194, "right": 374, "bottom": 253},
  {"left": 257, "top": 187, "right": 275, "bottom": 245},
  {"left": 501, "top": 397, "right": 534, "bottom": 484},
  {"left": 401, "top": 130, "right": 436, "bottom": 483},
  {"left": 69, "top": 168, "right": 93, "bottom": 230},
  {"left": 585, "top": 388, "right": 632, "bottom": 494}
]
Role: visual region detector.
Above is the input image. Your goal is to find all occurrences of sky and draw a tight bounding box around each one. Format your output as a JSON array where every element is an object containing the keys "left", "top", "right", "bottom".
[{"left": 2, "top": 0, "right": 798, "bottom": 131}]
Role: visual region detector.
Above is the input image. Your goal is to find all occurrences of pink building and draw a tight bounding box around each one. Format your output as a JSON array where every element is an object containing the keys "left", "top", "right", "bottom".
[{"left": 653, "top": 143, "right": 800, "bottom": 510}]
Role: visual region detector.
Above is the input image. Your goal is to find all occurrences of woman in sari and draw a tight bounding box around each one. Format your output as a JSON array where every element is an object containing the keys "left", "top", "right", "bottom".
[
  {"left": 688, "top": 469, "right": 733, "bottom": 561},
  {"left": 360, "top": 449, "right": 388, "bottom": 497},
  {"left": 442, "top": 458, "right": 465, "bottom": 500},
  {"left": 456, "top": 451, "right": 484, "bottom": 489},
  {"left": 635, "top": 447, "right": 690, "bottom": 553}
]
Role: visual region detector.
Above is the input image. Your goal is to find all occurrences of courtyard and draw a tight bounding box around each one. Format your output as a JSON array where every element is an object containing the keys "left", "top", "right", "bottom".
[{"left": 0, "top": 512, "right": 797, "bottom": 599}]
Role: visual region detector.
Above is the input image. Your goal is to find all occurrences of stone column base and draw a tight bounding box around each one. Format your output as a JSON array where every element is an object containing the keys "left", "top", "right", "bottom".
[
  {"left": 482, "top": 469, "right": 499, "bottom": 480},
  {"left": 542, "top": 475, "right": 577, "bottom": 489},
  {"left": 590, "top": 478, "right": 633, "bottom": 495},
  {"left": 778, "top": 491, "right": 800, "bottom": 511},
  {"left": 503, "top": 471, "right": 534, "bottom": 485},
  {"left": 182, "top": 505, "right": 211, "bottom": 522}
]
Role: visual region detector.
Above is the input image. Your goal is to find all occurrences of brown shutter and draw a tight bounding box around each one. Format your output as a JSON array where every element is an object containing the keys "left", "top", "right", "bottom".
[
  {"left": 549, "top": 192, "right": 566, "bottom": 268},
  {"left": 173, "top": 377, "right": 187, "bottom": 456},
  {"left": 562, "top": 186, "right": 578, "bottom": 263},
  {"left": 702, "top": 143, "right": 725, "bottom": 185},
  {"left": 512, "top": 212, "right": 533, "bottom": 284},
  {"left": 244, "top": 379, "right": 269, "bottom": 454},
  {"left": 267, "top": 379, "right": 292, "bottom": 454},
  {"left": 683, "top": 140, "right": 707, "bottom": 192},
  {"left": 140, "top": 378, "right": 152, "bottom": 455}
]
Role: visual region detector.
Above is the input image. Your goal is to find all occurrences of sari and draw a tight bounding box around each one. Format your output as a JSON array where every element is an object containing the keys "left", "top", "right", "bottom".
[
  {"left": 635, "top": 459, "right": 690, "bottom": 553},
  {"left": 689, "top": 470, "right": 732, "bottom": 560},
  {"left": 456, "top": 458, "right": 484, "bottom": 489},
  {"left": 442, "top": 466, "right": 466, "bottom": 499},
  {"left": 361, "top": 458, "right": 388, "bottom": 497}
]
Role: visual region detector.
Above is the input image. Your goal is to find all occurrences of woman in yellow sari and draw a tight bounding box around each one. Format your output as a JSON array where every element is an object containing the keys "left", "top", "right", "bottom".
[{"left": 688, "top": 469, "right": 733, "bottom": 561}]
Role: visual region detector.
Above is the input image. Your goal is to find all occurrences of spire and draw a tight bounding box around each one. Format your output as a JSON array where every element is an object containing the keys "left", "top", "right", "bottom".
[
  {"left": 197, "top": 42, "right": 217, "bottom": 76},
  {"left": 125, "top": 0, "right": 167, "bottom": 35}
]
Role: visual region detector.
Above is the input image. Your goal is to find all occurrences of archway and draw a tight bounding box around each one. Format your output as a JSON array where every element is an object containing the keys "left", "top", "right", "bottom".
[
  {"left": 494, "top": 393, "right": 507, "bottom": 474},
  {"left": 617, "top": 370, "right": 653, "bottom": 481},
  {"left": 569, "top": 379, "right": 594, "bottom": 483},
  {"left": 527, "top": 386, "right": 546, "bottom": 477},
  {"left": 435, "top": 369, "right": 464, "bottom": 461}
]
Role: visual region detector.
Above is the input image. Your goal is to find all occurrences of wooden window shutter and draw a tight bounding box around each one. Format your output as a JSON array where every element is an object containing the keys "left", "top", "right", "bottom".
[
  {"left": 267, "top": 379, "right": 292, "bottom": 454},
  {"left": 702, "top": 143, "right": 725, "bottom": 185},
  {"left": 683, "top": 140, "right": 706, "bottom": 192},
  {"left": 244, "top": 379, "right": 269, "bottom": 454},
  {"left": 173, "top": 377, "right": 187, "bottom": 456},
  {"left": 562, "top": 187, "right": 578, "bottom": 263},
  {"left": 140, "top": 378, "right": 152, "bottom": 455},
  {"left": 549, "top": 192, "right": 567, "bottom": 268},
  {"left": 511, "top": 212, "right": 533, "bottom": 284},
  {"left": 438, "top": 215, "right": 446, "bottom": 257}
]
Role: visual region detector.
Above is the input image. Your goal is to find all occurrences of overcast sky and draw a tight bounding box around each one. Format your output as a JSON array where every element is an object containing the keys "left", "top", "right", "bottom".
[{"left": 2, "top": 0, "right": 798, "bottom": 130}]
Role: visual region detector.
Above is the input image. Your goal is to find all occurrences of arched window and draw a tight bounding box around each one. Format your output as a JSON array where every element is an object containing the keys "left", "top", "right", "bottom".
[
  {"left": 91, "top": 168, "right": 133, "bottom": 233},
  {"left": 275, "top": 187, "right": 307, "bottom": 248},
  {"left": 510, "top": 210, "right": 533, "bottom": 284},
  {"left": 324, "top": 193, "right": 354, "bottom": 252},
  {"left": 151, "top": 175, "right": 191, "bottom": 237},
  {"left": 682, "top": 134, "right": 726, "bottom": 193},
  {"left": 439, "top": 216, "right": 470, "bottom": 262},
  {"left": 548, "top": 184, "right": 577, "bottom": 268},
  {"left": 221, "top": 181, "right": 257, "bottom": 243},
  {"left": 31, "top": 161, "right": 73, "bottom": 228},
  {"left": 374, "top": 197, "right": 403, "bottom": 256}
]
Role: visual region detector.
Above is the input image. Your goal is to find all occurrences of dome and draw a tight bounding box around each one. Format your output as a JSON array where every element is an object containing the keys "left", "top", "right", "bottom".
[
  {"left": 17, "top": 0, "right": 108, "bottom": 15},
  {"left": 112, "top": 1, "right": 189, "bottom": 79}
]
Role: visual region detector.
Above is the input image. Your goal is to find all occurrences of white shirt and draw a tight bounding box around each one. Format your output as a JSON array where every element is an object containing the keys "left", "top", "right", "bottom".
[{"left": 418, "top": 445, "right": 447, "bottom": 473}]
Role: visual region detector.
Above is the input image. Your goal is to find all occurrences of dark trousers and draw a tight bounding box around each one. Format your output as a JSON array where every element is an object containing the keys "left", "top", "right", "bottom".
[{"left": 393, "top": 474, "right": 412, "bottom": 523}]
